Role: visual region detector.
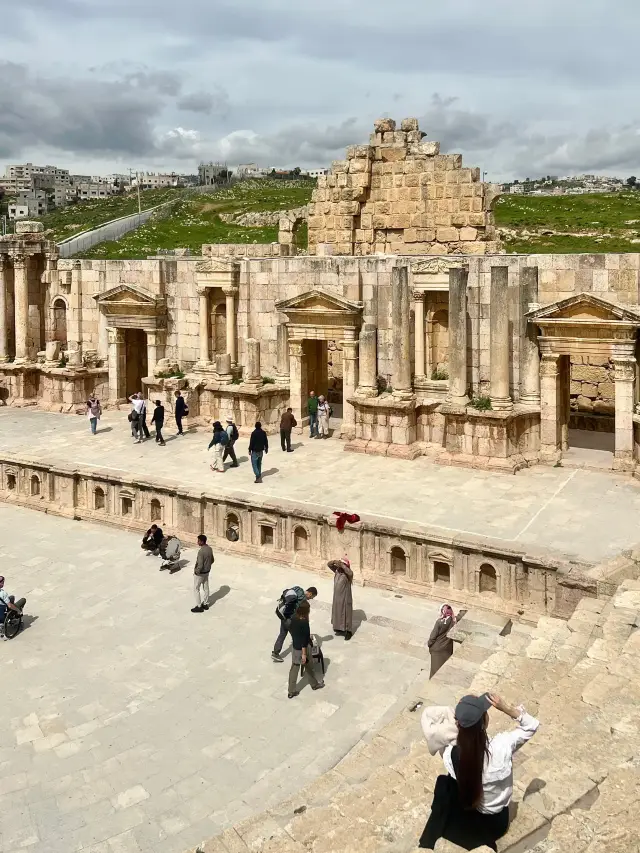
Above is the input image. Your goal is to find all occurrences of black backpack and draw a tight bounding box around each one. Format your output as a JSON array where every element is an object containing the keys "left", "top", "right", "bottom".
[{"left": 230, "top": 423, "right": 239, "bottom": 442}]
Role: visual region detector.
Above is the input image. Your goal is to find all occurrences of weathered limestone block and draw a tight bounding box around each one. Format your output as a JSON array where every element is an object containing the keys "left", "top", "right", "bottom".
[{"left": 374, "top": 118, "right": 396, "bottom": 133}]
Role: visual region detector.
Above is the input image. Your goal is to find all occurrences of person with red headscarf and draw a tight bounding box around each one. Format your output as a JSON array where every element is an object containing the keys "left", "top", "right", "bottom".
[
  {"left": 328, "top": 556, "right": 354, "bottom": 640},
  {"left": 428, "top": 603, "right": 457, "bottom": 677}
]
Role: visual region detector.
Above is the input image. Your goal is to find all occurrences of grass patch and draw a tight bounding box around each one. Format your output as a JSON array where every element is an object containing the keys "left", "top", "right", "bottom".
[{"left": 76, "top": 180, "right": 315, "bottom": 259}]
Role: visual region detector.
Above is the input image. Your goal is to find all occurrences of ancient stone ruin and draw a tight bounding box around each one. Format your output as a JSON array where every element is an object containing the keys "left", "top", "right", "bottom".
[{"left": 307, "top": 117, "right": 502, "bottom": 256}]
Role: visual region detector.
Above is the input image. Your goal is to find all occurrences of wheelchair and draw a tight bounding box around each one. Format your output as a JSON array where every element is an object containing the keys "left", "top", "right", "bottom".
[
  {"left": 159, "top": 536, "right": 182, "bottom": 572},
  {"left": 2, "top": 597, "right": 26, "bottom": 640}
]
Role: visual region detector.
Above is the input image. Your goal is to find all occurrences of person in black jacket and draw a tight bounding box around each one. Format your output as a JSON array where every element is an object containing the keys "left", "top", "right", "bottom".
[
  {"left": 142, "top": 524, "right": 163, "bottom": 553},
  {"left": 174, "top": 390, "right": 187, "bottom": 436},
  {"left": 287, "top": 600, "right": 324, "bottom": 698},
  {"left": 248, "top": 421, "right": 269, "bottom": 483},
  {"left": 150, "top": 400, "right": 165, "bottom": 445}
]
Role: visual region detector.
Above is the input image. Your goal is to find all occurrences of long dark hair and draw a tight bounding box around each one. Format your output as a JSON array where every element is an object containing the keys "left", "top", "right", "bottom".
[
  {"left": 296, "top": 600, "right": 310, "bottom": 621},
  {"left": 456, "top": 717, "right": 490, "bottom": 810}
]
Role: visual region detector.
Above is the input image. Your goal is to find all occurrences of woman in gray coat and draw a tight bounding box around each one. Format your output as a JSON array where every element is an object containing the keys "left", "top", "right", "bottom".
[{"left": 428, "top": 604, "right": 456, "bottom": 678}]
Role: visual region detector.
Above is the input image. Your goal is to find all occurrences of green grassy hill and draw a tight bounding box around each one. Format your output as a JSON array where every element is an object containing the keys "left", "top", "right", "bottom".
[
  {"left": 38, "top": 188, "right": 187, "bottom": 243},
  {"left": 75, "top": 180, "right": 315, "bottom": 259},
  {"left": 495, "top": 193, "right": 640, "bottom": 253}
]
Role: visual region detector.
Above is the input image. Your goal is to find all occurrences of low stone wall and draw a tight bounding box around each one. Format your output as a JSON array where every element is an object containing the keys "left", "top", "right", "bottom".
[
  {"left": 201, "top": 243, "right": 289, "bottom": 258},
  {"left": 0, "top": 364, "right": 108, "bottom": 411},
  {"left": 0, "top": 454, "right": 598, "bottom": 620}
]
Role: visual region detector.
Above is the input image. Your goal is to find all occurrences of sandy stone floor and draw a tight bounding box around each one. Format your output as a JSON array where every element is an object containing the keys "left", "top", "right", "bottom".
[
  {"left": 2, "top": 408, "right": 640, "bottom": 562},
  {"left": 1, "top": 502, "right": 448, "bottom": 853}
]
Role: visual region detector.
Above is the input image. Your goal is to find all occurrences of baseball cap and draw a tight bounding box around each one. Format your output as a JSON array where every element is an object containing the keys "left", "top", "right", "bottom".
[{"left": 455, "top": 693, "right": 491, "bottom": 728}]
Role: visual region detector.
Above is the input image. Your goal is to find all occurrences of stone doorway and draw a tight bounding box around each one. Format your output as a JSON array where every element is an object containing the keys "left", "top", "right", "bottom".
[
  {"left": 301, "top": 339, "right": 343, "bottom": 429},
  {"left": 124, "top": 328, "right": 148, "bottom": 396}
]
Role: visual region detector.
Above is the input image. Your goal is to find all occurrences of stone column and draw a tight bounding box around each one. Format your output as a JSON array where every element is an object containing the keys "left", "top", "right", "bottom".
[
  {"left": 13, "top": 255, "right": 29, "bottom": 364},
  {"left": 539, "top": 353, "right": 561, "bottom": 462},
  {"left": 391, "top": 266, "right": 412, "bottom": 398},
  {"left": 107, "top": 327, "right": 126, "bottom": 401},
  {"left": 489, "top": 266, "right": 513, "bottom": 411},
  {"left": 42, "top": 253, "right": 57, "bottom": 344},
  {"left": 357, "top": 325, "right": 378, "bottom": 396},
  {"left": 412, "top": 289, "right": 427, "bottom": 385},
  {"left": 446, "top": 266, "right": 469, "bottom": 406},
  {"left": 146, "top": 330, "right": 157, "bottom": 378},
  {"left": 520, "top": 266, "right": 541, "bottom": 406},
  {"left": 613, "top": 356, "right": 636, "bottom": 469},
  {"left": 289, "top": 340, "right": 306, "bottom": 426},
  {"left": 67, "top": 260, "right": 83, "bottom": 366},
  {"left": 341, "top": 339, "right": 359, "bottom": 438},
  {"left": 0, "top": 255, "right": 8, "bottom": 362},
  {"left": 223, "top": 287, "right": 238, "bottom": 366},
  {"left": 196, "top": 287, "right": 210, "bottom": 368},
  {"left": 245, "top": 338, "right": 261, "bottom": 385},
  {"left": 276, "top": 323, "right": 290, "bottom": 380}
]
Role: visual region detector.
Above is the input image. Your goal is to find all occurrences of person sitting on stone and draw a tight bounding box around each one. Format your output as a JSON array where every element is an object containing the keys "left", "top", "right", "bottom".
[
  {"left": 418, "top": 693, "right": 539, "bottom": 851},
  {"left": 141, "top": 524, "right": 164, "bottom": 554}
]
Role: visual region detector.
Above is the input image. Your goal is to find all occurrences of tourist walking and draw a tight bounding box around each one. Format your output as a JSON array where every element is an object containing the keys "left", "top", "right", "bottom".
[
  {"left": 150, "top": 400, "right": 166, "bottom": 445},
  {"left": 317, "top": 395, "right": 331, "bottom": 438},
  {"left": 138, "top": 393, "right": 151, "bottom": 440},
  {"left": 208, "top": 421, "right": 228, "bottom": 473},
  {"left": 329, "top": 556, "right": 354, "bottom": 640},
  {"left": 192, "top": 534, "right": 214, "bottom": 613},
  {"left": 418, "top": 693, "right": 539, "bottom": 850},
  {"left": 272, "top": 585, "right": 318, "bottom": 662},
  {"left": 222, "top": 417, "right": 239, "bottom": 467},
  {"left": 287, "top": 600, "right": 324, "bottom": 698},
  {"left": 174, "top": 390, "right": 188, "bottom": 436},
  {"left": 249, "top": 421, "right": 269, "bottom": 483},
  {"left": 128, "top": 392, "right": 144, "bottom": 442},
  {"left": 428, "top": 604, "right": 457, "bottom": 678},
  {"left": 86, "top": 395, "right": 102, "bottom": 435},
  {"left": 307, "top": 391, "right": 319, "bottom": 438},
  {"left": 280, "top": 407, "right": 297, "bottom": 452}
]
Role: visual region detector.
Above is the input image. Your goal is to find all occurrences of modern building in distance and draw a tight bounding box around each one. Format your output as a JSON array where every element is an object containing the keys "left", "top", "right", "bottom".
[
  {"left": 302, "top": 168, "right": 328, "bottom": 178},
  {"left": 134, "top": 172, "right": 183, "bottom": 190},
  {"left": 8, "top": 189, "right": 49, "bottom": 219}
]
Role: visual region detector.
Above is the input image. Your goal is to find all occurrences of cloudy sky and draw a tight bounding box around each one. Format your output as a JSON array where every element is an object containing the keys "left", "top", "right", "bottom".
[{"left": 2, "top": 0, "right": 640, "bottom": 180}]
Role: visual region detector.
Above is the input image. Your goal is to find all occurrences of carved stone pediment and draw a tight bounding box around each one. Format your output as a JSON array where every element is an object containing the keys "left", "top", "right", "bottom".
[
  {"left": 411, "top": 258, "right": 469, "bottom": 275},
  {"left": 95, "top": 284, "right": 160, "bottom": 307},
  {"left": 275, "top": 288, "right": 363, "bottom": 316},
  {"left": 195, "top": 258, "right": 239, "bottom": 274},
  {"left": 195, "top": 258, "right": 240, "bottom": 290},
  {"left": 94, "top": 285, "right": 166, "bottom": 330},
  {"left": 527, "top": 293, "right": 640, "bottom": 324}
]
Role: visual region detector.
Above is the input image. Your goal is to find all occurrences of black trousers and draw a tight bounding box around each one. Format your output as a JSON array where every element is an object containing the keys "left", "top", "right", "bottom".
[
  {"left": 155, "top": 425, "right": 164, "bottom": 443},
  {"left": 175, "top": 415, "right": 183, "bottom": 434},
  {"left": 419, "top": 775, "right": 509, "bottom": 851},
  {"left": 140, "top": 414, "right": 150, "bottom": 438},
  {"left": 280, "top": 429, "right": 292, "bottom": 451},
  {"left": 223, "top": 442, "right": 238, "bottom": 465}
]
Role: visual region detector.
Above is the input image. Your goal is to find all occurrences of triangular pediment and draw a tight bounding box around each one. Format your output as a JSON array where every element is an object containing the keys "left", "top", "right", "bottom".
[
  {"left": 94, "top": 284, "right": 158, "bottom": 305},
  {"left": 527, "top": 293, "right": 640, "bottom": 324},
  {"left": 275, "top": 288, "right": 363, "bottom": 315}
]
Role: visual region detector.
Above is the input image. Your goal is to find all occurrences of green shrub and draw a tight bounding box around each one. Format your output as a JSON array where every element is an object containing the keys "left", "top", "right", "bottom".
[
  {"left": 469, "top": 395, "right": 492, "bottom": 411},
  {"left": 431, "top": 368, "right": 449, "bottom": 381},
  {"left": 262, "top": 376, "right": 275, "bottom": 384}
]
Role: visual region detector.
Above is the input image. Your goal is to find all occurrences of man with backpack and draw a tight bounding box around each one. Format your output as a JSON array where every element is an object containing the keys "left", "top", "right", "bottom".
[
  {"left": 272, "top": 585, "right": 318, "bottom": 662},
  {"left": 222, "top": 417, "right": 239, "bottom": 468}
]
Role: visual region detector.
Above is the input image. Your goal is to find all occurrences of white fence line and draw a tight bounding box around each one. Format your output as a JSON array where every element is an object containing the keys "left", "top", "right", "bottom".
[{"left": 56, "top": 199, "right": 179, "bottom": 258}]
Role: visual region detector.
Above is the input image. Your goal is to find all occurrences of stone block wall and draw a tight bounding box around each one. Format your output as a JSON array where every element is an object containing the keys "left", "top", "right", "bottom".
[
  {"left": 307, "top": 117, "right": 502, "bottom": 257},
  {"left": 570, "top": 355, "right": 615, "bottom": 417},
  {"left": 201, "top": 243, "right": 287, "bottom": 258}
]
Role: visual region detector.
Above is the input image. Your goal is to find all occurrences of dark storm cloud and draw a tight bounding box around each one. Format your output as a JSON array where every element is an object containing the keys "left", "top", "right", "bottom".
[{"left": 177, "top": 89, "right": 230, "bottom": 116}]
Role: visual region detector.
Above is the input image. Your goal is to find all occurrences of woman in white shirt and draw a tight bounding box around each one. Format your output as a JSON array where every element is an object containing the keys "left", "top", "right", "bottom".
[{"left": 419, "top": 692, "right": 539, "bottom": 851}]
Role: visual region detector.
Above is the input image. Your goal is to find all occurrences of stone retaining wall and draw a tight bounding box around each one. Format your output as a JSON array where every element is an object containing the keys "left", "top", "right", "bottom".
[{"left": 0, "top": 454, "right": 598, "bottom": 620}]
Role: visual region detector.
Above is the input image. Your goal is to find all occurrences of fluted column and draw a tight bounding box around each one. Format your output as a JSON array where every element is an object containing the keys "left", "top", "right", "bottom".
[
  {"left": 391, "top": 266, "right": 412, "bottom": 398},
  {"left": 289, "top": 340, "right": 305, "bottom": 426},
  {"left": 446, "top": 266, "right": 469, "bottom": 406},
  {"left": 341, "top": 339, "right": 358, "bottom": 438},
  {"left": 13, "top": 255, "right": 29, "bottom": 364},
  {"left": 356, "top": 326, "right": 378, "bottom": 396},
  {"left": 490, "top": 266, "right": 513, "bottom": 411},
  {"left": 413, "top": 289, "right": 427, "bottom": 385},
  {"left": 540, "top": 353, "right": 561, "bottom": 462},
  {"left": 276, "top": 323, "right": 289, "bottom": 380},
  {"left": 107, "top": 327, "right": 126, "bottom": 401},
  {"left": 146, "top": 330, "right": 157, "bottom": 378},
  {"left": 245, "top": 338, "right": 261, "bottom": 386},
  {"left": 0, "top": 256, "right": 8, "bottom": 362},
  {"left": 223, "top": 286, "right": 238, "bottom": 365},
  {"left": 196, "top": 286, "right": 210, "bottom": 367},
  {"left": 614, "top": 356, "right": 636, "bottom": 469},
  {"left": 520, "top": 266, "right": 541, "bottom": 406}
]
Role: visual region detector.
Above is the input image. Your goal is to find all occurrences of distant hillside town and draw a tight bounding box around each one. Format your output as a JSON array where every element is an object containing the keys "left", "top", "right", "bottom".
[
  {"left": 501, "top": 173, "right": 638, "bottom": 196},
  {"left": 0, "top": 160, "right": 327, "bottom": 221}
]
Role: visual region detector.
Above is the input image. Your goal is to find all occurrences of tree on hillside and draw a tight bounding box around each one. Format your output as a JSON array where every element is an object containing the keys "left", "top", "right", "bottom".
[{"left": 627, "top": 176, "right": 637, "bottom": 189}]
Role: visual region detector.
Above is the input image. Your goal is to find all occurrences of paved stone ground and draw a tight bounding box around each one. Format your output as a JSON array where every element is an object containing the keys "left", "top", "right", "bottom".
[
  {"left": 2, "top": 408, "right": 640, "bottom": 562},
  {"left": 0, "top": 502, "right": 452, "bottom": 853}
]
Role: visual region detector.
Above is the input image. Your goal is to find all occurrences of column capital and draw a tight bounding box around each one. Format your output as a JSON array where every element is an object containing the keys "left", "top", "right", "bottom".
[
  {"left": 222, "top": 285, "right": 239, "bottom": 297},
  {"left": 107, "top": 327, "right": 125, "bottom": 345},
  {"left": 195, "top": 284, "right": 209, "bottom": 296},
  {"left": 341, "top": 340, "right": 359, "bottom": 359},
  {"left": 539, "top": 352, "right": 560, "bottom": 377},
  {"left": 613, "top": 357, "right": 636, "bottom": 382},
  {"left": 289, "top": 340, "right": 303, "bottom": 358},
  {"left": 11, "top": 254, "right": 27, "bottom": 269},
  {"left": 411, "top": 288, "right": 425, "bottom": 303}
]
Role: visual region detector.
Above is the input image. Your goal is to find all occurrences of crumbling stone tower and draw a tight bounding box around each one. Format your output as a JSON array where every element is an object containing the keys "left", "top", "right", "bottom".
[{"left": 307, "top": 117, "right": 501, "bottom": 256}]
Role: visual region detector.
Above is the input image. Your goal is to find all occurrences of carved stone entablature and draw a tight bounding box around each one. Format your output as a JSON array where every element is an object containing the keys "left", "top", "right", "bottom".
[
  {"left": 410, "top": 257, "right": 469, "bottom": 292},
  {"left": 94, "top": 285, "right": 167, "bottom": 331},
  {"left": 276, "top": 288, "right": 363, "bottom": 342},
  {"left": 195, "top": 258, "right": 240, "bottom": 290}
]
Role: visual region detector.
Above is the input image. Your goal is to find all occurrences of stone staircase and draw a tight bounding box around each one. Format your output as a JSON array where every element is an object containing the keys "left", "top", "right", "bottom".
[{"left": 188, "top": 583, "right": 640, "bottom": 853}]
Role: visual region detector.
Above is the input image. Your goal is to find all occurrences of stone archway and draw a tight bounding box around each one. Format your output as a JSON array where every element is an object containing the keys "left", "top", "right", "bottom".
[{"left": 527, "top": 293, "right": 640, "bottom": 471}]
